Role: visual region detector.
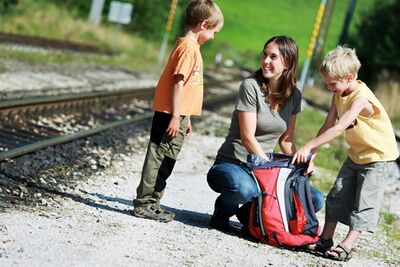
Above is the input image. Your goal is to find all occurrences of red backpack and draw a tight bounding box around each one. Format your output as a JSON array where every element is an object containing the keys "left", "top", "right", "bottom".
[{"left": 243, "top": 153, "right": 320, "bottom": 248}]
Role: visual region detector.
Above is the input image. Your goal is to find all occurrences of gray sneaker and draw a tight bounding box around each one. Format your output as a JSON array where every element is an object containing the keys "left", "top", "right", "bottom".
[
  {"left": 133, "top": 204, "right": 174, "bottom": 223},
  {"left": 155, "top": 205, "right": 175, "bottom": 219}
]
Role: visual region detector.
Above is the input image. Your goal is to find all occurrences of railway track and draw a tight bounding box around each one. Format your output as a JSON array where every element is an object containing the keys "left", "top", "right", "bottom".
[
  {"left": 0, "top": 32, "right": 112, "bottom": 55},
  {"left": 0, "top": 79, "right": 240, "bottom": 161},
  {"left": 0, "top": 74, "right": 398, "bottom": 168}
]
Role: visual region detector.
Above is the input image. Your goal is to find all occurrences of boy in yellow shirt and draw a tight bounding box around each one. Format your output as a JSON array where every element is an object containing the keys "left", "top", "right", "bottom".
[
  {"left": 293, "top": 46, "right": 399, "bottom": 261},
  {"left": 133, "top": 0, "right": 223, "bottom": 222}
]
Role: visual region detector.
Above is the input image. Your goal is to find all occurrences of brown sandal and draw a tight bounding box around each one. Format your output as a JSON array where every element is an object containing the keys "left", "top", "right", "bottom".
[
  {"left": 325, "top": 243, "right": 353, "bottom": 261},
  {"left": 314, "top": 236, "right": 334, "bottom": 252},
  {"left": 304, "top": 236, "right": 333, "bottom": 253}
]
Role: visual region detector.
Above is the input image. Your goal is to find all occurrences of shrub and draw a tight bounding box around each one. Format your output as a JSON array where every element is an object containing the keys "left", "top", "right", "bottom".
[
  {"left": 0, "top": 0, "right": 18, "bottom": 14},
  {"left": 349, "top": 0, "right": 400, "bottom": 85}
]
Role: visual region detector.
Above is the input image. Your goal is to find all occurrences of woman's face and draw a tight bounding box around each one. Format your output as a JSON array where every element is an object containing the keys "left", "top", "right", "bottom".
[{"left": 260, "top": 42, "right": 287, "bottom": 81}]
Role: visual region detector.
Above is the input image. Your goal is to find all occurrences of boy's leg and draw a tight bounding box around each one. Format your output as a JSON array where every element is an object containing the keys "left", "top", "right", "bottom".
[
  {"left": 134, "top": 113, "right": 188, "bottom": 206},
  {"left": 151, "top": 115, "right": 188, "bottom": 205},
  {"left": 319, "top": 221, "right": 338, "bottom": 240},
  {"left": 340, "top": 229, "right": 361, "bottom": 249},
  {"left": 311, "top": 158, "right": 356, "bottom": 251},
  {"left": 132, "top": 140, "right": 175, "bottom": 222},
  {"left": 135, "top": 141, "right": 167, "bottom": 206},
  {"left": 325, "top": 158, "right": 358, "bottom": 232},
  {"left": 349, "top": 161, "right": 388, "bottom": 233},
  {"left": 325, "top": 161, "right": 389, "bottom": 260},
  {"left": 134, "top": 112, "right": 171, "bottom": 206}
]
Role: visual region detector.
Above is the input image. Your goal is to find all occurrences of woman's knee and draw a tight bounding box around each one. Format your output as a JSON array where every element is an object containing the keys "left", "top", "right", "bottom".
[
  {"left": 237, "top": 181, "right": 258, "bottom": 202},
  {"left": 207, "top": 164, "right": 223, "bottom": 192},
  {"left": 207, "top": 162, "right": 243, "bottom": 190},
  {"left": 207, "top": 162, "right": 257, "bottom": 201}
]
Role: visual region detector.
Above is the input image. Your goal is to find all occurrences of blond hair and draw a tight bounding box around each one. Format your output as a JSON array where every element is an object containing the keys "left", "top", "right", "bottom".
[
  {"left": 319, "top": 45, "right": 361, "bottom": 79},
  {"left": 185, "top": 0, "right": 223, "bottom": 29}
]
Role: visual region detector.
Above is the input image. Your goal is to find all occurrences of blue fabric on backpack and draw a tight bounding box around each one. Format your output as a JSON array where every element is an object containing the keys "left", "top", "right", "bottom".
[{"left": 246, "top": 153, "right": 308, "bottom": 171}]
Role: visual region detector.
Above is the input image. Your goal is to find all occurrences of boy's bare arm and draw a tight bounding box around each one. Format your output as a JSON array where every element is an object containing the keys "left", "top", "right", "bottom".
[
  {"left": 293, "top": 96, "right": 371, "bottom": 163},
  {"left": 166, "top": 75, "right": 184, "bottom": 138},
  {"left": 316, "top": 97, "right": 338, "bottom": 138}
]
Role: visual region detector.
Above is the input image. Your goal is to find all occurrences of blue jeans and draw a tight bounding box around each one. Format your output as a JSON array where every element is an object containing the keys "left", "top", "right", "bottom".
[{"left": 207, "top": 161, "right": 324, "bottom": 217}]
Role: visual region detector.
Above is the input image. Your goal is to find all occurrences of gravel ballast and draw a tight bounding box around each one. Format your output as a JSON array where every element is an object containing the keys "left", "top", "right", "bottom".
[{"left": 0, "top": 61, "right": 399, "bottom": 266}]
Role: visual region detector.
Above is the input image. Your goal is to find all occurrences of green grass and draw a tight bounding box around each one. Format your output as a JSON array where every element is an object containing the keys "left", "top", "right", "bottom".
[
  {"left": 379, "top": 212, "right": 400, "bottom": 260},
  {"left": 0, "top": 0, "right": 160, "bottom": 72},
  {"left": 0, "top": 1, "right": 398, "bottom": 260},
  {"left": 0, "top": 0, "right": 378, "bottom": 174},
  {"left": 203, "top": 0, "right": 377, "bottom": 69},
  {"left": 0, "top": 0, "right": 378, "bottom": 72}
]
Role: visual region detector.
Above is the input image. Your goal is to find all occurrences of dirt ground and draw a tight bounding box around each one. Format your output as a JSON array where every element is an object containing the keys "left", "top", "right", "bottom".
[
  {"left": 0, "top": 59, "right": 398, "bottom": 266},
  {"left": 0, "top": 108, "right": 399, "bottom": 267}
]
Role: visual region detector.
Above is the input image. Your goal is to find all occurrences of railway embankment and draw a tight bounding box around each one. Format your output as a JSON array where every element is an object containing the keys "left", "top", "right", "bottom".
[{"left": 0, "top": 60, "right": 399, "bottom": 266}]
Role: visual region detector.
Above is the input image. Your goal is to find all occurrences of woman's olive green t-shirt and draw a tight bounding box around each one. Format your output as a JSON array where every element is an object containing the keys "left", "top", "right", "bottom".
[{"left": 216, "top": 77, "right": 302, "bottom": 163}]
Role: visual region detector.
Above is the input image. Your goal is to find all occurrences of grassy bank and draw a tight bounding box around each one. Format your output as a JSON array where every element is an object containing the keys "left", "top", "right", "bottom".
[
  {"left": 0, "top": 0, "right": 398, "bottom": 259},
  {"left": 203, "top": 0, "right": 376, "bottom": 68},
  {"left": 0, "top": 0, "right": 161, "bottom": 72},
  {"left": 0, "top": 0, "right": 378, "bottom": 70},
  {"left": 0, "top": 0, "right": 398, "bottom": 128}
]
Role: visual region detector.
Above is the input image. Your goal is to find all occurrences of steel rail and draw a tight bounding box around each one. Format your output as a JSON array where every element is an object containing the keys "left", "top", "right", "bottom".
[
  {"left": 0, "top": 79, "right": 235, "bottom": 112},
  {"left": 0, "top": 32, "right": 113, "bottom": 55},
  {"left": 0, "top": 87, "right": 155, "bottom": 112},
  {"left": 0, "top": 80, "right": 239, "bottom": 161},
  {"left": 0, "top": 113, "right": 153, "bottom": 161}
]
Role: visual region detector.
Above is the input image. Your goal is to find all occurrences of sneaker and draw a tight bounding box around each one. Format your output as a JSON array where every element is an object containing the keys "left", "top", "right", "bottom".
[
  {"left": 155, "top": 205, "right": 175, "bottom": 219},
  {"left": 133, "top": 204, "right": 174, "bottom": 223}
]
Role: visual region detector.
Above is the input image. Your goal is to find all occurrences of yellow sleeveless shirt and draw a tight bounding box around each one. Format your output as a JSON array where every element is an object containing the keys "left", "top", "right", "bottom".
[{"left": 334, "top": 80, "right": 399, "bottom": 164}]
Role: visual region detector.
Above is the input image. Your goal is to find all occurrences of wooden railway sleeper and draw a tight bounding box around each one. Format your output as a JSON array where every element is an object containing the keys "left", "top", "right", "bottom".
[
  {"left": 0, "top": 131, "right": 31, "bottom": 146},
  {"left": 4, "top": 123, "right": 49, "bottom": 140},
  {"left": 0, "top": 127, "right": 44, "bottom": 142},
  {"left": 26, "top": 121, "right": 64, "bottom": 136}
]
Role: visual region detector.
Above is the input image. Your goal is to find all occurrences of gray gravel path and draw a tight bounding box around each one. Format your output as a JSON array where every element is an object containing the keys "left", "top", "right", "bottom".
[{"left": 0, "top": 62, "right": 398, "bottom": 266}]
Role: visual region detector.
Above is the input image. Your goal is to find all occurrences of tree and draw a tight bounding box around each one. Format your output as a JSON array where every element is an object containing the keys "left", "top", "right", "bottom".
[
  {"left": 125, "top": 0, "right": 169, "bottom": 41},
  {"left": 348, "top": 0, "right": 400, "bottom": 85},
  {"left": 50, "top": 0, "right": 186, "bottom": 42},
  {"left": 0, "top": 0, "right": 18, "bottom": 14}
]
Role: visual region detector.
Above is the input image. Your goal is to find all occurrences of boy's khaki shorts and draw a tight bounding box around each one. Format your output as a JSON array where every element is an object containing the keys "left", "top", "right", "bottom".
[{"left": 325, "top": 157, "right": 391, "bottom": 233}]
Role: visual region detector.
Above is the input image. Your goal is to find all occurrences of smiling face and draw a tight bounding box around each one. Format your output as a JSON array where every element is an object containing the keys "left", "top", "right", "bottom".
[
  {"left": 323, "top": 74, "right": 352, "bottom": 96},
  {"left": 260, "top": 42, "right": 287, "bottom": 81}
]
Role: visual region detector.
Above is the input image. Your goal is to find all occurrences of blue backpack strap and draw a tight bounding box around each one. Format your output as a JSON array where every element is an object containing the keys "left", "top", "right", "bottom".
[{"left": 250, "top": 171, "right": 267, "bottom": 239}]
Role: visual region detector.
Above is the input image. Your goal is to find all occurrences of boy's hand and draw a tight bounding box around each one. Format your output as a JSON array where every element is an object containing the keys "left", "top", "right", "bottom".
[
  {"left": 292, "top": 145, "right": 312, "bottom": 164},
  {"left": 166, "top": 116, "right": 180, "bottom": 138},
  {"left": 304, "top": 160, "right": 315, "bottom": 176},
  {"left": 186, "top": 120, "right": 192, "bottom": 136}
]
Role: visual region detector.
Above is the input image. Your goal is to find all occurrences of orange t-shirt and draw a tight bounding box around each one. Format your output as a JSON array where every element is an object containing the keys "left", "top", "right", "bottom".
[{"left": 152, "top": 37, "right": 204, "bottom": 116}]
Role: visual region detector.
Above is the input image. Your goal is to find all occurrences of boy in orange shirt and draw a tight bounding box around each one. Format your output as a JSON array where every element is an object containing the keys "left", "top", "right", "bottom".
[{"left": 133, "top": 0, "right": 223, "bottom": 222}]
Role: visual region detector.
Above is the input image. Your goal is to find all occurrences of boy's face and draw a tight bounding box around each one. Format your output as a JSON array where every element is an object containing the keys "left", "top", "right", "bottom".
[
  {"left": 323, "top": 75, "right": 351, "bottom": 96},
  {"left": 198, "top": 21, "right": 223, "bottom": 45}
]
